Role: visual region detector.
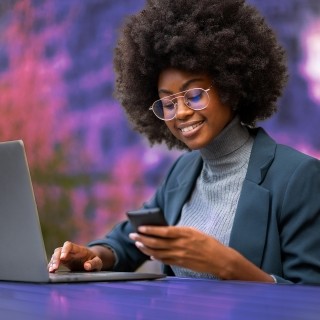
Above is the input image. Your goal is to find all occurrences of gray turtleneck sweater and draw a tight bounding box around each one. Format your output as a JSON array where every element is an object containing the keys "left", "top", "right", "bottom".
[{"left": 171, "top": 117, "right": 254, "bottom": 279}]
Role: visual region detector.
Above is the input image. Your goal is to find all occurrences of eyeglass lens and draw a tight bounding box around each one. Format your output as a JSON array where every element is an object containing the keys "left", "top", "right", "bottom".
[{"left": 152, "top": 88, "right": 209, "bottom": 120}]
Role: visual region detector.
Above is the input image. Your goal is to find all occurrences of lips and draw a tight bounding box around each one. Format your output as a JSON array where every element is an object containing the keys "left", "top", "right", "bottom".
[{"left": 178, "top": 121, "right": 204, "bottom": 133}]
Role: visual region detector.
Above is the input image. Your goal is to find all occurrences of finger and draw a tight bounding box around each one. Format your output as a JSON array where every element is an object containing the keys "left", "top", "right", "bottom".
[
  {"left": 134, "top": 241, "right": 154, "bottom": 256},
  {"left": 60, "top": 241, "right": 76, "bottom": 259},
  {"left": 129, "top": 233, "right": 169, "bottom": 250},
  {"left": 83, "top": 256, "right": 103, "bottom": 271},
  {"left": 129, "top": 232, "right": 139, "bottom": 240},
  {"left": 134, "top": 242, "right": 173, "bottom": 263},
  {"left": 48, "top": 247, "right": 62, "bottom": 272},
  {"left": 137, "top": 226, "right": 181, "bottom": 238},
  {"left": 60, "top": 242, "right": 89, "bottom": 262},
  {"left": 48, "top": 242, "right": 82, "bottom": 272}
]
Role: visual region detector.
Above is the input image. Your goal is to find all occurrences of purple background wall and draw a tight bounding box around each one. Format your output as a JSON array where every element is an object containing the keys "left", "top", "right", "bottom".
[{"left": 0, "top": 0, "right": 319, "bottom": 254}]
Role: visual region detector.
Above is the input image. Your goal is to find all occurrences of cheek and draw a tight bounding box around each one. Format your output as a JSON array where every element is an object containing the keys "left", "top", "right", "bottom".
[{"left": 165, "top": 121, "right": 179, "bottom": 138}]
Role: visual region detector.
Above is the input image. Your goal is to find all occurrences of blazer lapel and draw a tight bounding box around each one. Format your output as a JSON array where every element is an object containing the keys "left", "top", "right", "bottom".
[
  {"left": 162, "top": 128, "right": 277, "bottom": 268},
  {"left": 164, "top": 153, "right": 203, "bottom": 225},
  {"left": 229, "top": 181, "right": 270, "bottom": 267},
  {"left": 229, "top": 128, "right": 276, "bottom": 267}
]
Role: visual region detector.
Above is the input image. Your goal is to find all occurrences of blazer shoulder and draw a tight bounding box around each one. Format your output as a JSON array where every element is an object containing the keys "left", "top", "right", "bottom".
[
  {"left": 253, "top": 127, "right": 319, "bottom": 165},
  {"left": 162, "top": 150, "right": 202, "bottom": 186},
  {"left": 276, "top": 143, "right": 317, "bottom": 160},
  {"left": 247, "top": 127, "right": 319, "bottom": 183},
  {"left": 166, "top": 150, "right": 201, "bottom": 172}
]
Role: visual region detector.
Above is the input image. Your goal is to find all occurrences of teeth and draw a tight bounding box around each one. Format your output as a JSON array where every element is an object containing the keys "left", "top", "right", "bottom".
[{"left": 181, "top": 122, "right": 203, "bottom": 133}]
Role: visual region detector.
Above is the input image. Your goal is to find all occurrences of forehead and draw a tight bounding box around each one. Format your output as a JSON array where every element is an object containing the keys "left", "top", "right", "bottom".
[{"left": 158, "top": 68, "right": 211, "bottom": 89}]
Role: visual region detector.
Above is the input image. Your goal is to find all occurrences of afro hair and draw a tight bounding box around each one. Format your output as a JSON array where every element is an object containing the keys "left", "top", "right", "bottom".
[{"left": 113, "top": 0, "right": 288, "bottom": 149}]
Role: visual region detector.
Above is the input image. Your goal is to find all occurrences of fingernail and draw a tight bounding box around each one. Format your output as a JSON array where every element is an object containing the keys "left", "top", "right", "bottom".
[
  {"left": 61, "top": 253, "right": 66, "bottom": 259},
  {"left": 129, "top": 233, "right": 138, "bottom": 240},
  {"left": 48, "top": 264, "right": 55, "bottom": 272},
  {"left": 138, "top": 226, "right": 146, "bottom": 233},
  {"left": 135, "top": 241, "right": 144, "bottom": 249},
  {"left": 84, "top": 262, "right": 91, "bottom": 270}
]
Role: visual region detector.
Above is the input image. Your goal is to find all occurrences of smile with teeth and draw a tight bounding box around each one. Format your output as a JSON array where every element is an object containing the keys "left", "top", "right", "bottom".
[{"left": 180, "top": 121, "right": 204, "bottom": 133}]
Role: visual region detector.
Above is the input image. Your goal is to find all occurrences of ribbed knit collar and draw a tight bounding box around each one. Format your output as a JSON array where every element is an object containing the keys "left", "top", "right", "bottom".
[{"left": 199, "top": 116, "right": 252, "bottom": 173}]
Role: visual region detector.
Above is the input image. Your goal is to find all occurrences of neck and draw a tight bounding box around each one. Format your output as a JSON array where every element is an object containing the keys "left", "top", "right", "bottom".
[{"left": 200, "top": 116, "right": 250, "bottom": 162}]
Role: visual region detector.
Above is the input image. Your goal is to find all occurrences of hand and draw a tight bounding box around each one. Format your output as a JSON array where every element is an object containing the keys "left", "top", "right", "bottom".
[
  {"left": 48, "top": 241, "right": 103, "bottom": 273},
  {"left": 129, "top": 226, "right": 275, "bottom": 282},
  {"left": 129, "top": 226, "right": 229, "bottom": 276}
]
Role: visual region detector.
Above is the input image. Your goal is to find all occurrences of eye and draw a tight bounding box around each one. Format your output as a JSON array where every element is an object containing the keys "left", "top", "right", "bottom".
[
  {"left": 162, "top": 100, "right": 175, "bottom": 110},
  {"left": 186, "top": 89, "right": 203, "bottom": 103}
]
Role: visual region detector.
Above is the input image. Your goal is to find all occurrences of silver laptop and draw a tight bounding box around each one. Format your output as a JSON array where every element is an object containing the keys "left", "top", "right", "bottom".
[{"left": 0, "top": 140, "right": 165, "bottom": 283}]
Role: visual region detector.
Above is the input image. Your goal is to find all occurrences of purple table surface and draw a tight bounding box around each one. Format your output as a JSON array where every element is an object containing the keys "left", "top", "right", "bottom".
[{"left": 0, "top": 276, "right": 319, "bottom": 320}]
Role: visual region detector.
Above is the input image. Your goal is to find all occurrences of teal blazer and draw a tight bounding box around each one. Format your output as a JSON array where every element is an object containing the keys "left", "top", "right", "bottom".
[{"left": 89, "top": 128, "right": 320, "bottom": 284}]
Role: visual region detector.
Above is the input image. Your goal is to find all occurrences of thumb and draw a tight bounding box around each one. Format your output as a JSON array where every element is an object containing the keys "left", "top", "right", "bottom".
[{"left": 84, "top": 256, "right": 103, "bottom": 271}]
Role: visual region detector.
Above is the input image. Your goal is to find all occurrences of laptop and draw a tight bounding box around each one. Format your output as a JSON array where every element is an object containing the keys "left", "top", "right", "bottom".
[{"left": 0, "top": 140, "right": 165, "bottom": 283}]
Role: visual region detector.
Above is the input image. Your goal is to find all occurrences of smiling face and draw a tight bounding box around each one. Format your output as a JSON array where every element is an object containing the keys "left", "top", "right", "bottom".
[{"left": 158, "top": 68, "right": 235, "bottom": 150}]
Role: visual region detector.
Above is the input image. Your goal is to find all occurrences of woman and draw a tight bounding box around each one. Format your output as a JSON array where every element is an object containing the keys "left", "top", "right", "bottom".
[{"left": 48, "top": 0, "right": 320, "bottom": 284}]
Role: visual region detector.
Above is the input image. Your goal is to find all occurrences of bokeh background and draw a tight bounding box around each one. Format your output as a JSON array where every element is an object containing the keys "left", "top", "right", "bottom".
[{"left": 0, "top": 0, "right": 319, "bottom": 256}]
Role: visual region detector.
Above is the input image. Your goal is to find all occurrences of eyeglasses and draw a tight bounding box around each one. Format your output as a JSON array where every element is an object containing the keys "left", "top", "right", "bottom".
[{"left": 149, "top": 87, "right": 211, "bottom": 121}]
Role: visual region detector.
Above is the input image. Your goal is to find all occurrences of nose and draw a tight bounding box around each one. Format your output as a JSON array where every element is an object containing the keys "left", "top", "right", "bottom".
[{"left": 174, "top": 97, "right": 193, "bottom": 119}]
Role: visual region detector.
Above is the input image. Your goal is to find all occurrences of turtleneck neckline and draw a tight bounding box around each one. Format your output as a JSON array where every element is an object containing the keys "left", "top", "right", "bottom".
[{"left": 200, "top": 116, "right": 251, "bottom": 162}]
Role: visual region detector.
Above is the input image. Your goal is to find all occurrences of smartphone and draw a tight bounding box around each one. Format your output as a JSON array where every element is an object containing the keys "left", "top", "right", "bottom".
[{"left": 126, "top": 207, "right": 168, "bottom": 232}]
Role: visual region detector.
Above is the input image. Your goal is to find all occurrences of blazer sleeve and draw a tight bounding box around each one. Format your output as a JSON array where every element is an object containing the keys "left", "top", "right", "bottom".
[{"left": 87, "top": 153, "right": 188, "bottom": 272}]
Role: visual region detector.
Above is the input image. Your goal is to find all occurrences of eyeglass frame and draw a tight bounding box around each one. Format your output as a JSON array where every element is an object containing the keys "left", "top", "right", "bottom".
[{"left": 149, "top": 86, "right": 212, "bottom": 121}]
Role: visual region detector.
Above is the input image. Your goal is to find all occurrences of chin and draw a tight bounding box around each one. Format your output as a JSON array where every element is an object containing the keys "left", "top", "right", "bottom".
[{"left": 183, "top": 140, "right": 208, "bottom": 150}]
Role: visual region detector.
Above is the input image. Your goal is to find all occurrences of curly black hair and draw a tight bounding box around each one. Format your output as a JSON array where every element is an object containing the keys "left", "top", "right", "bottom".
[{"left": 113, "top": 0, "right": 288, "bottom": 150}]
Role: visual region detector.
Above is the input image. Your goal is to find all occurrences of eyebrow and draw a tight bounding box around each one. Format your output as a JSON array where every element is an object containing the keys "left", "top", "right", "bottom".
[{"left": 158, "top": 78, "right": 205, "bottom": 96}]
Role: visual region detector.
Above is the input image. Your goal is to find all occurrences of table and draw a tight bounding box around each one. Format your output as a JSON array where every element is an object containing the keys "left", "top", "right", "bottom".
[{"left": 1, "top": 277, "right": 319, "bottom": 320}]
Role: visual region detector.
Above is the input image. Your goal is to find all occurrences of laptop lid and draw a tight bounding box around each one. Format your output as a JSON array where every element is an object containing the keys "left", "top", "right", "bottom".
[{"left": 0, "top": 140, "right": 165, "bottom": 283}]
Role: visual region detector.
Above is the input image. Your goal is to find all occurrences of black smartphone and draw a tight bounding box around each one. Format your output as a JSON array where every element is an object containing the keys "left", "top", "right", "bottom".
[{"left": 126, "top": 207, "right": 168, "bottom": 232}]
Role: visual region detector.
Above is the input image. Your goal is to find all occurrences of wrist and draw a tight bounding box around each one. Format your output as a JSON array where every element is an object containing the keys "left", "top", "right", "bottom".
[
  {"left": 216, "top": 247, "right": 239, "bottom": 280},
  {"left": 216, "top": 247, "right": 274, "bottom": 283}
]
